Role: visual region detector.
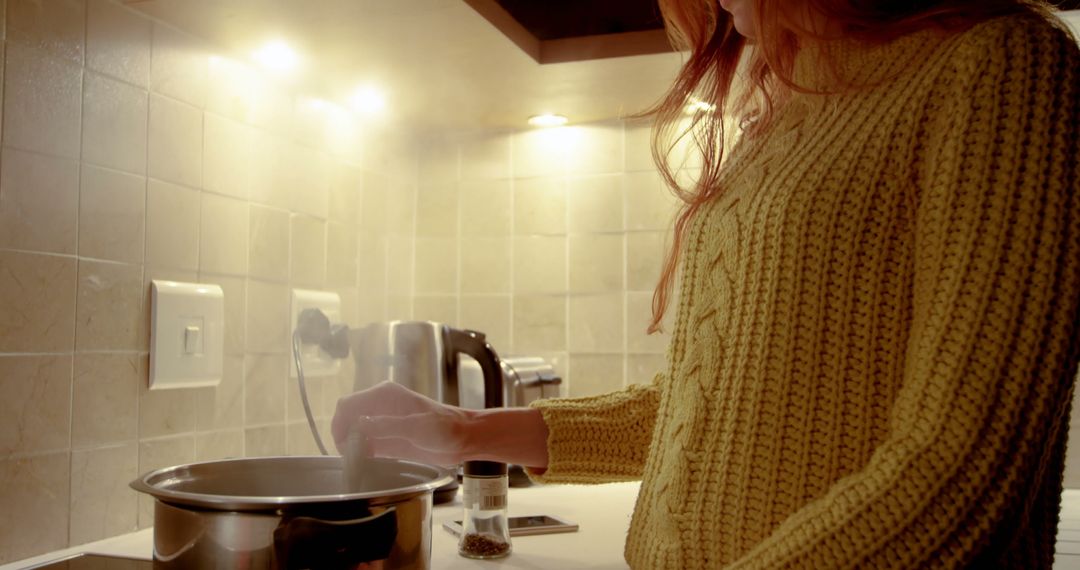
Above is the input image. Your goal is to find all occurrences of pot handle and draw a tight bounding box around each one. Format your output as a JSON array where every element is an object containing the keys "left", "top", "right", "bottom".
[{"left": 273, "top": 507, "right": 398, "bottom": 569}]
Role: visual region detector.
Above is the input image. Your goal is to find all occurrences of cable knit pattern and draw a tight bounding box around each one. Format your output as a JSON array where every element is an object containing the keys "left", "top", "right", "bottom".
[{"left": 531, "top": 13, "right": 1080, "bottom": 569}]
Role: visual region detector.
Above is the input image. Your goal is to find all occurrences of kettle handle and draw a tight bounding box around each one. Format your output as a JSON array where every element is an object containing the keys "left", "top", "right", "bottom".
[{"left": 447, "top": 328, "right": 504, "bottom": 409}]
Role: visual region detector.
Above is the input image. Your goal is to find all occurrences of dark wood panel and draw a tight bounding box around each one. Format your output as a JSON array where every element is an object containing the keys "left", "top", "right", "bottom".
[{"left": 493, "top": 0, "right": 663, "bottom": 41}]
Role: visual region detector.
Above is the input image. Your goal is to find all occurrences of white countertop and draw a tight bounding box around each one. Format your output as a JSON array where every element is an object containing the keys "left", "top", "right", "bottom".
[
  {"left": 2, "top": 481, "right": 639, "bottom": 569},
  {"left": 12, "top": 485, "right": 1080, "bottom": 569}
]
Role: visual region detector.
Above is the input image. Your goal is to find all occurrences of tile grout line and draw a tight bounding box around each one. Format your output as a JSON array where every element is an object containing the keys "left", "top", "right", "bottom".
[
  {"left": 506, "top": 134, "right": 514, "bottom": 352},
  {"left": 621, "top": 122, "right": 629, "bottom": 389},
  {"left": 563, "top": 148, "right": 571, "bottom": 395},
  {"left": 454, "top": 138, "right": 463, "bottom": 327},
  {"left": 64, "top": 0, "right": 92, "bottom": 549},
  {"left": 135, "top": 13, "right": 157, "bottom": 503}
]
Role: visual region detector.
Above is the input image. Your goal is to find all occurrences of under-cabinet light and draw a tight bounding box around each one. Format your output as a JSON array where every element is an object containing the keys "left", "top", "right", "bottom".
[
  {"left": 528, "top": 114, "right": 569, "bottom": 128},
  {"left": 253, "top": 40, "right": 300, "bottom": 75}
]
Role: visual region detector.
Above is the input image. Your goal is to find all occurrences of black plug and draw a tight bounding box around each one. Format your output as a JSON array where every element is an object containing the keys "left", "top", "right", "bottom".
[
  {"left": 296, "top": 308, "right": 331, "bottom": 344},
  {"left": 295, "top": 308, "right": 350, "bottom": 359},
  {"left": 321, "top": 324, "right": 350, "bottom": 359}
]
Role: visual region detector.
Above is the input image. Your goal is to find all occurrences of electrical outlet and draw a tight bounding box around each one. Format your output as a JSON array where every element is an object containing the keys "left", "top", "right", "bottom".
[{"left": 290, "top": 289, "right": 342, "bottom": 378}]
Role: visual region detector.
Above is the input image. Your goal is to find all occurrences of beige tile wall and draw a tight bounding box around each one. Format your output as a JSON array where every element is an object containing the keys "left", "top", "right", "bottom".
[
  {"left": 0, "top": 0, "right": 418, "bottom": 562},
  {"left": 8, "top": 1, "right": 1079, "bottom": 564},
  {"left": 413, "top": 123, "right": 689, "bottom": 399}
]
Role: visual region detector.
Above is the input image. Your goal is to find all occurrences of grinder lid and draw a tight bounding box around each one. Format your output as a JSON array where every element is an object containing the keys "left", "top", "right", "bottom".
[{"left": 463, "top": 460, "right": 508, "bottom": 477}]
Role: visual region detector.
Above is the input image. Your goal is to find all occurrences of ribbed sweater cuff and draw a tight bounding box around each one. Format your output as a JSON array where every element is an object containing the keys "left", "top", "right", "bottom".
[{"left": 526, "top": 384, "right": 660, "bottom": 484}]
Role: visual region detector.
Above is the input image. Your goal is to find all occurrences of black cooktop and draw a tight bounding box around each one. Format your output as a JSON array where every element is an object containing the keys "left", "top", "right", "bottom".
[{"left": 26, "top": 554, "right": 152, "bottom": 569}]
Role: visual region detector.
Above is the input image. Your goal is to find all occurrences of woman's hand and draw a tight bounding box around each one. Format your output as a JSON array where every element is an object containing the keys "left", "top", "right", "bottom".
[
  {"left": 331, "top": 381, "right": 474, "bottom": 466},
  {"left": 331, "top": 380, "right": 551, "bottom": 470}
]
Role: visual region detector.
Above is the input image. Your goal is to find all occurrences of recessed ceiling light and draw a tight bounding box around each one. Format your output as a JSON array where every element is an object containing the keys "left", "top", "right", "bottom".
[
  {"left": 252, "top": 40, "right": 300, "bottom": 74},
  {"left": 528, "top": 114, "right": 568, "bottom": 128},
  {"left": 348, "top": 85, "right": 386, "bottom": 115}
]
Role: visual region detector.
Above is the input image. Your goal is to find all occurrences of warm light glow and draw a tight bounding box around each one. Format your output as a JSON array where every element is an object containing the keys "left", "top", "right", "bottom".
[
  {"left": 528, "top": 113, "right": 568, "bottom": 128},
  {"left": 685, "top": 98, "right": 716, "bottom": 114},
  {"left": 207, "top": 55, "right": 267, "bottom": 117},
  {"left": 522, "top": 125, "right": 584, "bottom": 169},
  {"left": 325, "top": 105, "right": 362, "bottom": 158},
  {"left": 348, "top": 85, "right": 386, "bottom": 115},
  {"left": 252, "top": 40, "right": 300, "bottom": 74},
  {"left": 299, "top": 97, "right": 331, "bottom": 113}
]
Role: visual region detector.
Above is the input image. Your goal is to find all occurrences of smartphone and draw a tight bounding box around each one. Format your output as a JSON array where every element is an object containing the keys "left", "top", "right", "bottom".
[{"left": 443, "top": 514, "right": 579, "bottom": 537}]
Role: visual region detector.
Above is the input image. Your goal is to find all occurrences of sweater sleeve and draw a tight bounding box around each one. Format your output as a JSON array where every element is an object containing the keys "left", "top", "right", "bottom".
[
  {"left": 728, "top": 17, "right": 1080, "bottom": 569},
  {"left": 526, "top": 373, "right": 663, "bottom": 484}
]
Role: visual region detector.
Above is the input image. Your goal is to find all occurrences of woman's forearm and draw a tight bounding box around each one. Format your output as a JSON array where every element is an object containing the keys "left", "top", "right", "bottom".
[{"left": 462, "top": 407, "right": 549, "bottom": 469}]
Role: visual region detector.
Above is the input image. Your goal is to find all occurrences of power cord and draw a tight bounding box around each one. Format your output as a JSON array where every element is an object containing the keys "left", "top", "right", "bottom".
[
  {"left": 293, "top": 308, "right": 351, "bottom": 456},
  {"left": 293, "top": 328, "right": 329, "bottom": 455}
]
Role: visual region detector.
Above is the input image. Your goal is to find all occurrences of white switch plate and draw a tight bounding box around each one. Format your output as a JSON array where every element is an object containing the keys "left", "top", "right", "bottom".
[
  {"left": 150, "top": 280, "right": 224, "bottom": 390},
  {"left": 290, "top": 289, "right": 342, "bottom": 378}
]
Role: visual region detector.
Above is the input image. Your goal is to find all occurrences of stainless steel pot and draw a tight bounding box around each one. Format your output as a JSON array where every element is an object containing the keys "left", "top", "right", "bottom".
[{"left": 131, "top": 456, "right": 453, "bottom": 569}]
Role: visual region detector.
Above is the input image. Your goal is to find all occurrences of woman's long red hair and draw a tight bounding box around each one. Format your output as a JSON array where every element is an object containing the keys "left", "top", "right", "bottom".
[{"left": 646, "top": 0, "right": 1055, "bottom": 334}]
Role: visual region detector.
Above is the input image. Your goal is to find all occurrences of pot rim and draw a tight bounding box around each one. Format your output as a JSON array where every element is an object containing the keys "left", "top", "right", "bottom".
[{"left": 130, "top": 455, "right": 455, "bottom": 512}]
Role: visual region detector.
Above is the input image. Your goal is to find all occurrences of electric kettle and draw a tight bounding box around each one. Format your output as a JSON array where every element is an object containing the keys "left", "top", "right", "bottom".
[{"left": 349, "top": 321, "right": 505, "bottom": 503}]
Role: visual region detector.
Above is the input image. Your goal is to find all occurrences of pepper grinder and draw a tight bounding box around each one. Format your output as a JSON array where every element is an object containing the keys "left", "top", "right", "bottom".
[{"left": 458, "top": 460, "right": 512, "bottom": 559}]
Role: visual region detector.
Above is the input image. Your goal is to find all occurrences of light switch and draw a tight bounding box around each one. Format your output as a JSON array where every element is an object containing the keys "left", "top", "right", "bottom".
[
  {"left": 150, "top": 280, "right": 224, "bottom": 390},
  {"left": 184, "top": 325, "right": 202, "bottom": 354}
]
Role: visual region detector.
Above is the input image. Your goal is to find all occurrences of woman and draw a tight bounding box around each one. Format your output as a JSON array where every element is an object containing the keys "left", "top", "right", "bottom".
[{"left": 334, "top": 0, "right": 1080, "bottom": 567}]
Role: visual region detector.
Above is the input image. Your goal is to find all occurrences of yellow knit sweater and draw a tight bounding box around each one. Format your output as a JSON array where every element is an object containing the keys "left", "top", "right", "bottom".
[{"left": 531, "top": 13, "right": 1080, "bottom": 569}]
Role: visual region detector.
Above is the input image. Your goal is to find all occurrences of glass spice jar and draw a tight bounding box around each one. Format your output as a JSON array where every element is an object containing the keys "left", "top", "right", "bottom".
[{"left": 458, "top": 460, "right": 512, "bottom": 559}]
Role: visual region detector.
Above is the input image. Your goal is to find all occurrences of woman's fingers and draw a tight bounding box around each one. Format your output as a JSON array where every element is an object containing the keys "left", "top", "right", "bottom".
[
  {"left": 334, "top": 415, "right": 463, "bottom": 465},
  {"left": 365, "top": 436, "right": 462, "bottom": 466},
  {"left": 344, "top": 381, "right": 435, "bottom": 416},
  {"left": 331, "top": 381, "right": 433, "bottom": 445},
  {"left": 333, "top": 411, "right": 468, "bottom": 462},
  {"left": 331, "top": 402, "right": 358, "bottom": 448},
  {"left": 331, "top": 381, "right": 472, "bottom": 465},
  {"left": 366, "top": 413, "right": 463, "bottom": 446}
]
